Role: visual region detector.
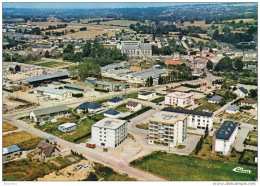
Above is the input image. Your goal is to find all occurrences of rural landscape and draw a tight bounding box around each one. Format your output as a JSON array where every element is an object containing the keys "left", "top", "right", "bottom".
[{"left": 2, "top": 2, "right": 258, "bottom": 183}]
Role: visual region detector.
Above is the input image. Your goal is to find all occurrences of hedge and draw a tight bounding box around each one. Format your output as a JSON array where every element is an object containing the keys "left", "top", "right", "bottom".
[{"left": 122, "top": 106, "right": 152, "bottom": 120}]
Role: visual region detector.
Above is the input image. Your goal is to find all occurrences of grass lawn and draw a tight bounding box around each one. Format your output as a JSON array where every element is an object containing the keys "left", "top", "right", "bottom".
[
  {"left": 151, "top": 97, "right": 165, "bottom": 103},
  {"left": 3, "top": 131, "right": 40, "bottom": 150},
  {"left": 94, "top": 164, "right": 136, "bottom": 181},
  {"left": 131, "top": 151, "right": 257, "bottom": 181},
  {"left": 3, "top": 121, "right": 18, "bottom": 132},
  {"left": 122, "top": 93, "right": 139, "bottom": 99},
  {"left": 3, "top": 154, "right": 82, "bottom": 181},
  {"left": 35, "top": 116, "right": 97, "bottom": 143},
  {"left": 115, "top": 103, "right": 128, "bottom": 112},
  {"left": 195, "top": 102, "right": 221, "bottom": 112},
  {"left": 35, "top": 61, "right": 66, "bottom": 67},
  {"left": 136, "top": 123, "right": 149, "bottom": 130},
  {"left": 247, "top": 119, "right": 258, "bottom": 125},
  {"left": 240, "top": 150, "right": 257, "bottom": 166}
]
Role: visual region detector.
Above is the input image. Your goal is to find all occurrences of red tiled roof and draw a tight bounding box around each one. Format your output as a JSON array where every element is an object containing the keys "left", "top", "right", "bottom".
[
  {"left": 165, "top": 60, "right": 182, "bottom": 65},
  {"left": 126, "top": 101, "right": 139, "bottom": 107}
]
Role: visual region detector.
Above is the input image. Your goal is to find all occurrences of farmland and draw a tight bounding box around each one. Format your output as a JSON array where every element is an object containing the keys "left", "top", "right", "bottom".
[
  {"left": 131, "top": 151, "right": 257, "bottom": 181},
  {"left": 3, "top": 131, "right": 40, "bottom": 150},
  {"left": 3, "top": 121, "right": 18, "bottom": 132}
]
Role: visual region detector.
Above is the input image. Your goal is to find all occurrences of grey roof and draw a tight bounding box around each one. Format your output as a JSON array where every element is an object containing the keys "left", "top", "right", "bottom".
[
  {"left": 32, "top": 105, "right": 68, "bottom": 116},
  {"left": 162, "top": 107, "right": 213, "bottom": 117},
  {"left": 121, "top": 45, "right": 138, "bottom": 50},
  {"left": 216, "top": 121, "right": 238, "bottom": 140},
  {"left": 208, "top": 95, "right": 223, "bottom": 102},
  {"left": 101, "top": 64, "right": 123, "bottom": 71},
  {"left": 226, "top": 105, "right": 240, "bottom": 111},
  {"left": 3, "top": 145, "right": 20, "bottom": 155},
  {"left": 108, "top": 97, "right": 124, "bottom": 103},
  {"left": 35, "top": 86, "right": 67, "bottom": 95},
  {"left": 140, "top": 44, "right": 151, "bottom": 50},
  {"left": 64, "top": 83, "right": 87, "bottom": 90},
  {"left": 23, "top": 71, "right": 69, "bottom": 83},
  {"left": 131, "top": 68, "right": 166, "bottom": 79},
  {"left": 238, "top": 87, "right": 248, "bottom": 95},
  {"left": 77, "top": 102, "right": 101, "bottom": 110},
  {"left": 104, "top": 109, "right": 120, "bottom": 116},
  {"left": 139, "top": 92, "right": 154, "bottom": 96}
]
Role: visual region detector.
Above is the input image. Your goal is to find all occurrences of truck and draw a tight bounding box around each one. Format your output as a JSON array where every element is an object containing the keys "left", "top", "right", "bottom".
[{"left": 86, "top": 143, "right": 96, "bottom": 149}]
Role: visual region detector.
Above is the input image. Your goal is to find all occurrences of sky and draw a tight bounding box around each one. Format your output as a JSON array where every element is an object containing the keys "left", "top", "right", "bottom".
[{"left": 3, "top": 2, "right": 188, "bottom": 9}]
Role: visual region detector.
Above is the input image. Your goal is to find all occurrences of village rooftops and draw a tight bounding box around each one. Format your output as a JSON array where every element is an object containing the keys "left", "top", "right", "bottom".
[
  {"left": 32, "top": 105, "right": 68, "bottom": 117},
  {"left": 216, "top": 121, "right": 238, "bottom": 140},
  {"left": 208, "top": 95, "right": 223, "bottom": 102},
  {"left": 150, "top": 111, "right": 187, "bottom": 125},
  {"left": 162, "top": 107, "right": 213, "bottom": 117},
  {"left": 92, "top": 118, "right": 126, "bottom": 130},
  {"left": 3, "top": 145, "right": 20, "bottom": 155}
]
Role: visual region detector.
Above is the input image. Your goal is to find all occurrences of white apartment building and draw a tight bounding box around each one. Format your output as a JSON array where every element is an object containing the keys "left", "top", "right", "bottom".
[
  {"left": 148, "top": 111, "right": 188, "bottom": 148},
  {"left": 212, "top": 121, "right": 239, "bottom": 155},
  {"left": 91, "top": 118, "right": 128, "bottom": 148},
  {"left": 162, "top": 107, "right": 213, "bottom": 130},
  {"left": 165, "top": 92, "right": 194, "bottom": 107}
]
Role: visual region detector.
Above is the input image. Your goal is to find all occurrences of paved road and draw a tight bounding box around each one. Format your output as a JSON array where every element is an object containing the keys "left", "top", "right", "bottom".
[
  {"left": 233, "top": 126, "right": 251, "bottom": 152},
  {"left": 3, "top": 115, "right": 165, "bottom": 181}
]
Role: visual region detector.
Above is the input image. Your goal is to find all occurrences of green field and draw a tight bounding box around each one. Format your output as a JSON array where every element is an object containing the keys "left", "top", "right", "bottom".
[
  {"left": 122, "top": 93, "right": 139, "bottom": 99},
  {"left": 131, "top": 151, "right": 257, "bottom": 181},
  {"left": 115, "top": 103, "right": 128, "bottom": 112},
  {"left": 247, "top": 119, "right": 258, "bottom": 125},
  {"left": 3, "top": 154, "right": 82, "bottom": 181},
  {"left": 195, "top": 102, "right": 221, "bottom": 112},
  {"left": 151, "top": 97, "right": 165, "bottom": 103},
  {"left": 35, "top": 116, "right": 98, "bottom": 143},
  {"left": 35, "top": 61, "right": 67, "bottom": 67},
  {"left": 99, "top": 20, "right": 140, "bottom": 27}
]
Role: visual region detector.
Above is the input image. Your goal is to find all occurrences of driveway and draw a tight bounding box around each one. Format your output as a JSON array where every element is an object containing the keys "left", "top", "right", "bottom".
[{"left": 233, "top": 126, "right": 251, "bottom": 152}]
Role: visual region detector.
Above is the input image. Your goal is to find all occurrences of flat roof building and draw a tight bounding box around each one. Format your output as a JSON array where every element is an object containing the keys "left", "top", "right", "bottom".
[
  {"left": 148, "top": 111, "right": 188, "bottom": 148},
  {"left": 91, "top": 118, "right": 128, "bottom": 147}
]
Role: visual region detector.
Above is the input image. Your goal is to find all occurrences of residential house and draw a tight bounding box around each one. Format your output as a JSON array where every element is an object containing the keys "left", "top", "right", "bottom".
[
  {"left": 104, "top": 109, "right": 121, "bottom": 118},
  {"left": 58, "top": 123, "right": 77, "bottom": 132},
  {"left": 240, "top": 98, "right": 257, "bottom": 109},
  {"left": 37, "top": 141, "right": 60, "bottom": 160},
  {"left": 212, "top": 121, "right": 238, "bottom": 155},
  {"left": 3, "top": 145, "right": 21, "bottom": 162},
  {"left": 138, "top": 92, "right": 156, "bottom": 100},
  {"left": 226, "top": 105, "right": 240, "bottom": 114},
  {"left": 77, "top": 102, "right": 102, "bottom": 113},
  {"left": 30, "top": 105, "right": 69, "bottom": 122},
  {"left": 126, "top": 101, "right": 142, "bottom": 112},
  {"left": 107, "top": 97, "right": 124, "bottom": 107},
  {"left": 234, "top": 87, "right": 248, "bottom": 98},
  {"left": 208, "top": 95, "right": 223, "bottom": 103}
]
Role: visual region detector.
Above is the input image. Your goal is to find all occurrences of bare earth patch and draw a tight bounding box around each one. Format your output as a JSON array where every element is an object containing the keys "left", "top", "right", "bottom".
[{"left": 37, "top": 160, "right": 94, "bottom": 181}]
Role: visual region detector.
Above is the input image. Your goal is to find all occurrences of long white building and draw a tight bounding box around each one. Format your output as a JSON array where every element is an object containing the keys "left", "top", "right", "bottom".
[
  {"left": 162, "top": 107, "right": 213, "bottom": 130},
  {"left": 165, "top": 92, "right": 194, "bottom": 107},
  {"left": 148, "top": 111, "right": 188, "bottom": 148},
  {"left": 212, "top": 121, "right": 239, "bottom": 155},
  {"left": 91, "top": 118, "right": 128, "bottom": 148}
]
